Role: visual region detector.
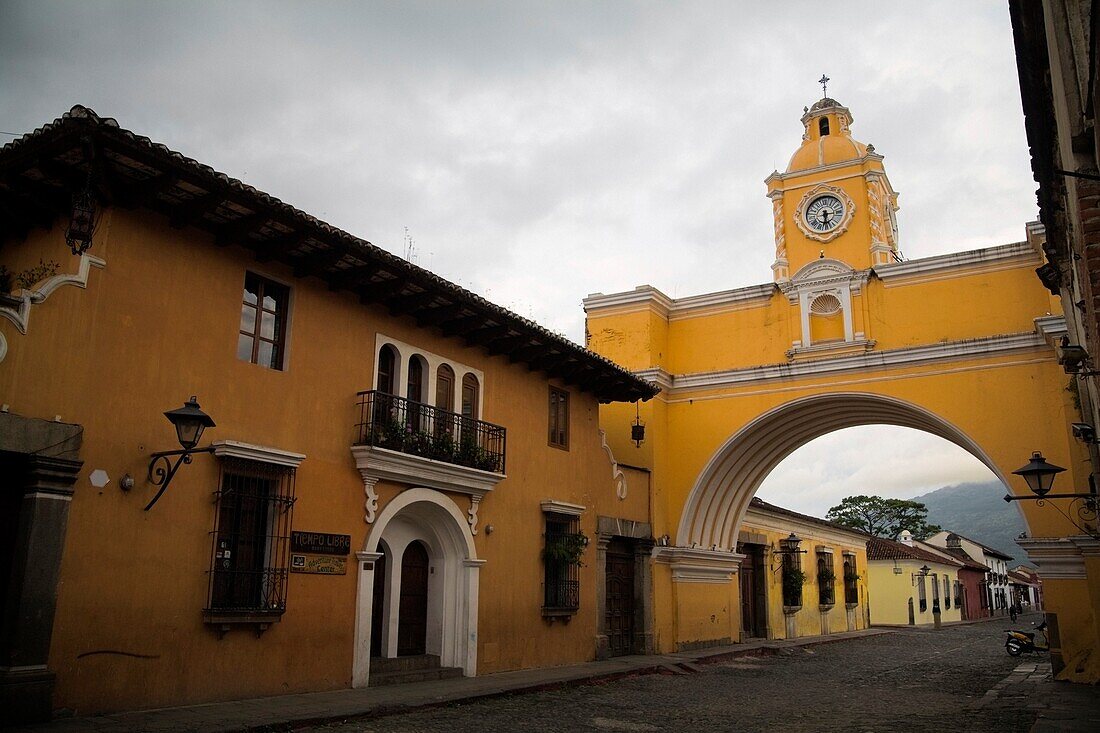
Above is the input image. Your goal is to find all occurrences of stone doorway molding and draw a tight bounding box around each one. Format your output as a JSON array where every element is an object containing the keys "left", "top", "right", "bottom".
[
  {"left": 594, "top": 516, "right": 655, "bottom": 660},
  {"left": 352, "top": 487, "right": 482, "bottom": 688},
  {"left": 0, "top": 413, "right": 83, "bottom": 724}
]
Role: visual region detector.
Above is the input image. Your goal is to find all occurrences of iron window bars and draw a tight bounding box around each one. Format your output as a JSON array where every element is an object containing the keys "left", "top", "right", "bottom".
[
  {"left": 542, "top": 513, "right": 581, "bottom": 613},
  {"left": 206, "top": 458, "right": 296, "bottom": 618}
]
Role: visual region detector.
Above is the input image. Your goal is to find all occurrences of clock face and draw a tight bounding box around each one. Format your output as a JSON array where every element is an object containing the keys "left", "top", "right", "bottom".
[{"left": 805, "top": 194, "right": 845, "bottom": 233}]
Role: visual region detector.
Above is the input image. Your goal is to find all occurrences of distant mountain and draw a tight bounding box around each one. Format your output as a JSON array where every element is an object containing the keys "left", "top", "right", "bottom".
[{"left": 909, "top": 481, "right": 1032, "bottom": 567}]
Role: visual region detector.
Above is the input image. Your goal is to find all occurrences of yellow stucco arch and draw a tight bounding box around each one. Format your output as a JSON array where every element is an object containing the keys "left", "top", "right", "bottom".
[{"left": 676, "top": 392, "right": 1027, "bottom": 551}]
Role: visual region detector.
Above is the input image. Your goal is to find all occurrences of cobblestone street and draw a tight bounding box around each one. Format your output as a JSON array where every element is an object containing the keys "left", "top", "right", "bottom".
[{"left": 306, "top": 617, "right": 1048, "bottom": 733}]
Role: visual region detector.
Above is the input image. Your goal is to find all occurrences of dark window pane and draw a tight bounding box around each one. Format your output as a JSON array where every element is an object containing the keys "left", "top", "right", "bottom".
[{"left": 244, "top": 275, "right": 259, "bottom": 305}]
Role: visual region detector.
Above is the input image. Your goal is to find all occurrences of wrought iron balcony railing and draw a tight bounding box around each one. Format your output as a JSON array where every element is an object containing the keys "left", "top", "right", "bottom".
[{"left": 354, "top": 390, "right": 506, "bottom": 474}]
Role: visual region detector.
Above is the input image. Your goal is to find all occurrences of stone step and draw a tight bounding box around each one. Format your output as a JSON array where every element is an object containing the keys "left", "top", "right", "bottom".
[
  {"left": 369, "top": 654, "right": 442, "bottom": 674},
  {"left": 368, "top": 665, "right": 464, "bottom": 687}
]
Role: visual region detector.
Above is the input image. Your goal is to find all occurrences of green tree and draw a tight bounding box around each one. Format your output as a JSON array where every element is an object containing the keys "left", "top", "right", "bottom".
[{"left": 825, "top": 495, "right": 942, "bottom": 540}]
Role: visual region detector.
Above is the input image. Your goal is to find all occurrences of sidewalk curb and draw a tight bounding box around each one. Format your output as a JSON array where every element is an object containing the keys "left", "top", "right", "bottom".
[{"left": 11, "top": 628, "right": 891, "bottom": 733}]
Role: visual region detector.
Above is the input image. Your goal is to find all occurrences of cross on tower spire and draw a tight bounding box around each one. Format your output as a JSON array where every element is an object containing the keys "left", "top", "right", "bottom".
[{"left": 818, "top": 74, "right": 830, "bottom": 97}]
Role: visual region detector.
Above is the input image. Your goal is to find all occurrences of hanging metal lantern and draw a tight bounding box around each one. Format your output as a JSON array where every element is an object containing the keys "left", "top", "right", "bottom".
[
  {"left": 65, "top": 175, "right": 98, "bottom": 255},
  {"left": 631, "top": 401, "right": 645, "bottom": 447}
]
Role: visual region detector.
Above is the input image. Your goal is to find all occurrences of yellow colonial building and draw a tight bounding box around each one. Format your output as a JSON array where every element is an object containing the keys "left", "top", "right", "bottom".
[
  {"left": 585, "top": 96, "right": 1093, "bottom": 669},
  {"left": 866, "top": 534, "right": 965, "bottom": 627},
  {"left": 739, "top": 499, "right": 868, "bottom": 641},
  {"left": 0, "top": 107, "right": 657, "bottom": 722}
]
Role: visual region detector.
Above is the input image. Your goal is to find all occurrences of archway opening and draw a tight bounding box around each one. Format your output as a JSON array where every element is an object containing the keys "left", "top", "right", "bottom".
[{"left": 677, "top": 392, "right": 1028, "bottom": 552}]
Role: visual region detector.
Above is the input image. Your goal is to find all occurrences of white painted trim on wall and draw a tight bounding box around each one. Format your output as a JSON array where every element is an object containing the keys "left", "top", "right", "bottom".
[
  {"left": 652, "top": 546, "right": 744, "bottom": 583},
  {"left": 350, "top": 444, "right": 505, "bottom": 499},
  {"left": 212, "top": 440, "right": 306, "bottom": 468},
  {"left": 540, "top": 500, "right": 586, "bottom": 516}
]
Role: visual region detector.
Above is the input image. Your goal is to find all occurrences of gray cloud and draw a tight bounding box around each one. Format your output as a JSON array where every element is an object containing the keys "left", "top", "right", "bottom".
[{"left": 0, "top": 1, "right": 1037, "bottom": 512}]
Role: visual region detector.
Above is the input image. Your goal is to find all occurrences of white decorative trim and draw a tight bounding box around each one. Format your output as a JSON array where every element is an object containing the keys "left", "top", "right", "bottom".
[
  {"left": 1035, "top": 315, "right": 1068, "bottom": 345},
  {"left": 211, "top": 440, "right": 306, "bottom": 468},
  {"left": 540, "top": 500, "right": 586, "bottom": 516},
  {"left": 361, "top": 476, "right": 379, "bottom": 524},
  {"left": 598, "top": 428, "right": 628, "bottom": 500},
  {"left": 350, "top": 444, "right": 505, "bottom": 499},
  {"left": 743, "top": 506, "right": 866, "bottom": 548},
  {"left": 373, "top": 334, "right": 486, "bottom": 421},
  {"left": 583, "top": 283, "right": 776, "bottom": 321},
  {"left": 468, "top": 495, "right": 481, "bottom": 535},
  {"left": 22, "top": 491, "right": 73, "bottom": 502},
  {"left": 652, "top": 331, "right": 1050, "bottom": 395},
  {"left": 0, "top": 254, "right": 106, "bottom": 340},
  {"left": 633, "top": 368, "right": 674, "bottom": 392},
  {"left": 653, "top": 546, "right": 744, "bottom": 583},
  {"left": 793, "top": 184, "right": 856, "bottom": 244},
  {"left": 1015, "top": 537, "right": 1087, "bottom": 579},
  {"left": 875, "top": 241, "right": 1038, "bottom": 282}
]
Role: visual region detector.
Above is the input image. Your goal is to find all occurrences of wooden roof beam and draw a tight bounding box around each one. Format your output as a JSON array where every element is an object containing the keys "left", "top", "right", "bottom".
[
  {"left": 387, "top": 289, "right": 438, "bottom": 316},
  {"left": 216, "top": 212, "right": 268, "bottom": 247},
  {"left": 326, "top": 262, "right": 380, "bottom": 291},
  {"left": 292, "top": 249, "right": 345, "bottom": 279},
  {"left": 170, "top": 190, "right": 224, "bottom": 229},
  {"left": 464, "top": 323, "right": 510, "bottom": 346},
  {"left": 439, "top": 313, "right": 488, "bottom": 337},
  {"left": 415, "top": 302, "right": 465, "bottom": 328}
]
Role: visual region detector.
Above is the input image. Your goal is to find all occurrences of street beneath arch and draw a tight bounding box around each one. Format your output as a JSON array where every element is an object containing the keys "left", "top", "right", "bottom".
[{"left": 304, "top": 615, "right": 1094, "bottom": 733}]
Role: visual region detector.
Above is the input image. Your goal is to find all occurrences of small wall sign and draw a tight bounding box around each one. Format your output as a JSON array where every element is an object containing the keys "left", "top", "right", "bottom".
[
  {"left": 291, "top": 553, "right": 347, "bottom": 575},
  {"left": 291, "top": 531, "right": 351, "bottom": 556}
]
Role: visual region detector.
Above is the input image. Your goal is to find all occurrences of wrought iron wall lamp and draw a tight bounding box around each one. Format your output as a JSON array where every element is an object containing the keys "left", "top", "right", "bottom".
[
  {"left": 770, "top": 532, "right": 806, "bottom": 572},
  {"left": 144, "top": 396, "right": 216, "bottom": 511},
  {"left": 1004, "top": 451, "right": 1099, "bottom": 538}
]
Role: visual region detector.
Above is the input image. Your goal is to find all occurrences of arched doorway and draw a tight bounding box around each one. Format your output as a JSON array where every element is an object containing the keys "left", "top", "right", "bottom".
[{"left": 353, "top": 488, "right": 482, "bottom": 687}]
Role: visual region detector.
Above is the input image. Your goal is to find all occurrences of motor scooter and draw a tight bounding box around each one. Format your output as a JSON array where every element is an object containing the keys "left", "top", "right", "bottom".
[{"left": 1005, "top": 620, "right": 1049, "bottom": 656}]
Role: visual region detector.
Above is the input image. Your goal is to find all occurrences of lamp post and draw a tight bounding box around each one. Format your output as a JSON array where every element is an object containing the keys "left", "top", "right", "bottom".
[
  {"left": 144, "top": 396, "right": 216, "bottom": 511},
  {"left": 1005, "top": 451, "right": 1098, "bottom": 537}
]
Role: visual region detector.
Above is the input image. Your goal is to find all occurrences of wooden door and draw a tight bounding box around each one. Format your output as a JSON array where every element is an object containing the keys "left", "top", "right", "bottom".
[
  {"left": 370, "top": 552, "right": 387, "bottom": 657},
  {"left": 740, "top": 545, "right": 757, "bottom": 637},
  {"left": 604, "top": 539, "right": 635, "bottom": 657},
  {"left": 398, "top": 541, "right": 429, "bottom": 656}
]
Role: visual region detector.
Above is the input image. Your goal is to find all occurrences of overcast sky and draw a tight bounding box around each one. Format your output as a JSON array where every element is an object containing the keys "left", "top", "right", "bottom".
[{"left": 0, "top": 1, "right": 1034, "bottom": 516}]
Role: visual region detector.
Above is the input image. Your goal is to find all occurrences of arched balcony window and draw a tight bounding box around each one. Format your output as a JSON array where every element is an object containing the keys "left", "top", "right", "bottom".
[
  {"left": 461, "top": 373, "right": 480, "bottom": 420},
  {"left": 377, "top": 344, "right": 397, "bottom": 395}
]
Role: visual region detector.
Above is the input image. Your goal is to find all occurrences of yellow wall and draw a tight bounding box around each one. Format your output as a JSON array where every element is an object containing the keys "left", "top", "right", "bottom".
[
  {"left": 0, "top": 209, "right": 649, "bottom": 714},
  {"left": 867, "top": 560, "right": 964, "bottom": 626},
  {"left": 740, "top": 511, "right": 869, "bottom": 640}
]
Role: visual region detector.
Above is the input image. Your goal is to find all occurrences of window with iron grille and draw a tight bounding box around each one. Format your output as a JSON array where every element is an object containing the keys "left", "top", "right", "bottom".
[
  {"left": 931, "top": 573, "right": 940, "bottom": 612},
  {"left": 954, "top": 580, "right": 962, "bottom": 608},
  {"left": 207, "top": 458, "right": 296, "bottom": 617},
  {"left": 842, "top": 554, "right": 859, "bottom": 605},
  {"left": 542, "top": 512, "right": 581, "bottom": 613},
  {"left": 943, "top": 576, "right": 951, "bottom": 609},
  {"left": 816, "top": 551, "right": 835, "bottom": 606},
  {"left": 781, "top": 548, "right": 803, "bottom": 608}
]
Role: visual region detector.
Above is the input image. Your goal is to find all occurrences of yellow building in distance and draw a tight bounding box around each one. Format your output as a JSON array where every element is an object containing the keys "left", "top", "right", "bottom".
[
  {"left": 585, "top": 96, "right": 1096, "bottom": 675},
  {"left": 866, "top": 534, "right": 965, "bottom": 627},
  {"left": 740, "top": 499, "right": 868, "bottom": 641}
]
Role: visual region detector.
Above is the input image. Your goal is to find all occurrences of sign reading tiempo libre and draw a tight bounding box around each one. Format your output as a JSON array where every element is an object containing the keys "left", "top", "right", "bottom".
[{"left": 290, "top": 531, "right": 351, "bottom": 575}]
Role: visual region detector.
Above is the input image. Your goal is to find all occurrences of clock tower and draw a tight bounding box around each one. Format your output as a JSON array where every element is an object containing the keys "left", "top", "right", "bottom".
[{"left": 765, "top": 96, "right": 900, "bottom": 283}]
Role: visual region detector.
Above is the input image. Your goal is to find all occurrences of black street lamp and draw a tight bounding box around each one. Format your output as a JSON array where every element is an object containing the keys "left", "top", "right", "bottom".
[
  {"left": 1006, "top": 451, "right": 1098, "bottom": 538},
  {"left": 145, "top": 396, "right": 216, "bottom": 511}
]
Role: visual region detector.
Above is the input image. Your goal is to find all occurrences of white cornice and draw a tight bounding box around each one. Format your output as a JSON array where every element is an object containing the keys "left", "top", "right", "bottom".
[
  {"left": 665, "top": 331, "right": 1049, "bottom": 393},
  {"left": 1035, "top": 315, "right": 1068, "bottom": 345},
  {"left": 875, "top": 241, "right": 1038, "bottom": 282},
  {"left": 350, "top": 445, "right": 506, "bottom": 499},
  {"left": 633, "top": 368, "right": 674, "bottom": 391},
  {"left": 653, "top": 546, "right": 744, "bottom": 583},
  {"left": 1015, "top": 537, "right": 1087, "bottom": 579},
  {"left": 212, "top": 440, "right": 306, "bottom": 468},
  {"left": 540, "top": 500, "right": 586, "bottom": 516},
  {"left": 765, "top": 153, "right": 886, "bottom": 188},
  {"left": 584, "top": 283, "right": 776, "bottom": 320}
]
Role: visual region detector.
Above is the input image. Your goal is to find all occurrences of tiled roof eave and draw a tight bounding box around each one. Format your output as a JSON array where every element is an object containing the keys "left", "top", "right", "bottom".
[{"left": 0, "top": 106, "right": 659, "bottom": 405}]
